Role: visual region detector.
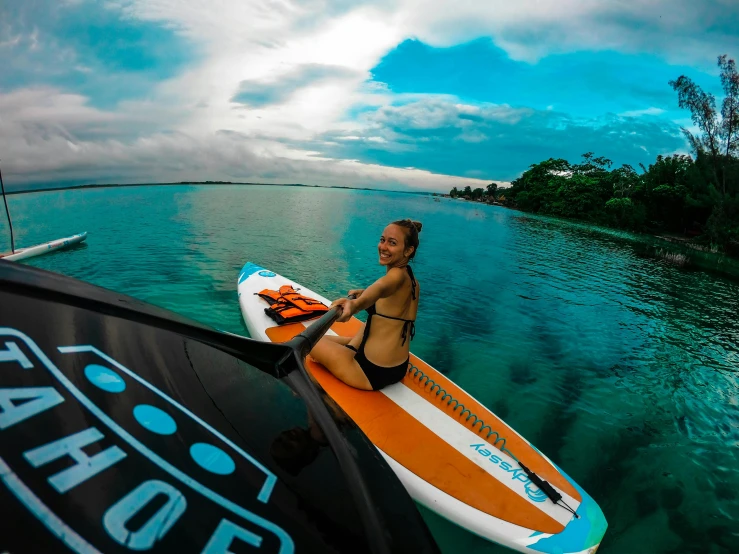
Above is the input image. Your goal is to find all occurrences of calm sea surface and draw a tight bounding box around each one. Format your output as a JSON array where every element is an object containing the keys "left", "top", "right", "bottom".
[{"left": 3, "top": 185, "right": 738, "bottom": 553}]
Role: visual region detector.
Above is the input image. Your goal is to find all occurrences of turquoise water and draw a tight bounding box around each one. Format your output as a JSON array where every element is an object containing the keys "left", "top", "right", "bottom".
[{"left": 3, "top": 185, "right": 739, "bottom": 553}]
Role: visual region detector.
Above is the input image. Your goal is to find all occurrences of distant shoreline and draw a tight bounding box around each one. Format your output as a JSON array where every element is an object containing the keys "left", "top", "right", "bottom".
[{"left": 6, "top": 181, "right": 439, "bottom": 197}]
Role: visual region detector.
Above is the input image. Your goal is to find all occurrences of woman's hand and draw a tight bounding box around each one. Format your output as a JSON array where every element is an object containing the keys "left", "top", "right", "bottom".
[
  {"left": 347, "top": 289, "right": 365, "bottom": 299},
  {"left": 330, "top": 298, "right": 354, "bottom": 322}
]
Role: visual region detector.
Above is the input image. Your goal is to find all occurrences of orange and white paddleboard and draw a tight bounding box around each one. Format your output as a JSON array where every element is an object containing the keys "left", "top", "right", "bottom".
[{"left": 238, "top": 262, "right": 607, "bottom": 554}]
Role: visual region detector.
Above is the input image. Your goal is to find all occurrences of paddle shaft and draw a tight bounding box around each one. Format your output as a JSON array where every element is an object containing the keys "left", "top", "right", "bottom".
[{"left": 0, "top": 161, "right": 15, "bottom": 253}]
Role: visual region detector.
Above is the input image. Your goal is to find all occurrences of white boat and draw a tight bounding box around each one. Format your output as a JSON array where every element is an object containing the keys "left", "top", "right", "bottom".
[{"left": 1, "top": 232, "right": 87, "bottom": 262}]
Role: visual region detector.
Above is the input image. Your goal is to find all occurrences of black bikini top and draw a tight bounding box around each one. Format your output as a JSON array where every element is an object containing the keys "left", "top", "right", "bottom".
[{"left": 366, "top": 265, "right": 417, "bottom": 345}]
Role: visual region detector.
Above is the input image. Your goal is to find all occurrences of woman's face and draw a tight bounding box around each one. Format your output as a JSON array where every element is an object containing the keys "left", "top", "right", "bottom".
[{"left": 378, "top": 224, "right": 412, "bottom": 266}]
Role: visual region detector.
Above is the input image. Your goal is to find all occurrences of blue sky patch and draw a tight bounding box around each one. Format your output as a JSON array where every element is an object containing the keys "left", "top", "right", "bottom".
[
  {"left": 370, "top": 39, "right": 721, "bottom": 119},
  {"left": 0, "top": 1, "right": 195, "bottom": 108}
]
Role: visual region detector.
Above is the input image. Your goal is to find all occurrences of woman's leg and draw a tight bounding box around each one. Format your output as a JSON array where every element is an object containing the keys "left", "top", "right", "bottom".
[
  {"left": 309, "top": 337, "right": 373, "bottom": 391},
  {"left": 321, "top": 325, "right": 365, "bottom": 349},
  {"left": 323, "top": 334, "right": 352, "bottom": 346}
]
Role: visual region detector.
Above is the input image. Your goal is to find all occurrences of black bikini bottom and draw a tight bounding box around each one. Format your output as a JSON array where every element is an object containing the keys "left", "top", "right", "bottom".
[{"left": 345, "top": 345, "right": 408, "bottom": 391}]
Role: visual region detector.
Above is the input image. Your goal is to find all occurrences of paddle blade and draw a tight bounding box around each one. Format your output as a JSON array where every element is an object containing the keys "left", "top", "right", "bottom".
[{"left": 0, "top": 261, "right": 439, "bottom": 554}]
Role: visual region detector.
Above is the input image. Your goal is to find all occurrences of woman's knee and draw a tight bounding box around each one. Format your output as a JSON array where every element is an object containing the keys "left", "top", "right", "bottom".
[
  {"left": 310, "top": 337, "right": 337, "bottom": 363},
  {"left": 336, "top": 367, "right": 372, "bottom": 390}
]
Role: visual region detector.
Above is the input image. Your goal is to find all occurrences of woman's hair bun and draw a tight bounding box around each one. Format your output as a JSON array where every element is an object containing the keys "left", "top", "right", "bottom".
[{"left": 391, "top": 218, "right": 422, "bottom": 259}]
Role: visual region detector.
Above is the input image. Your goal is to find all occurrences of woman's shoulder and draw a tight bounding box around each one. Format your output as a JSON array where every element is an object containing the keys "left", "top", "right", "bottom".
[
  {"left": 386, "top": 266, "right": 407, "bottom": 276},
  {"left": 389, "top": 266, "right": 420, "bottom": 293},
  {"left": 385, "top": 266, "right": 415, "bottom": 284}
]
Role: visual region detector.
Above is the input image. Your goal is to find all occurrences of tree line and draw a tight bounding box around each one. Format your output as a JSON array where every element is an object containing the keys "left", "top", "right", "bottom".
[
  {"left": 448, "top": 55, "right": 739, "bottom": 254},
  {"left": 449, "top": 182, "right": 501, "bottom": 202}
]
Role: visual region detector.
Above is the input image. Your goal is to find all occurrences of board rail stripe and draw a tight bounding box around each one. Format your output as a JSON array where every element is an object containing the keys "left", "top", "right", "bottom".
[{"left": 400, "top": 356, "right": 581, "bottom": 502}]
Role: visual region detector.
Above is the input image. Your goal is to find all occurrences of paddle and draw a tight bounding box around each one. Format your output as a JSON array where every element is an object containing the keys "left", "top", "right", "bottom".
[{"left": 0, "top": 160, "right": 15, "bottom": 254}]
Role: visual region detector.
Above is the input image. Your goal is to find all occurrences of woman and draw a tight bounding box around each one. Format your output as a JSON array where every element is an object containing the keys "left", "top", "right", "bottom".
[{"left": 309, "top": 219, "right": 421, "bottom": 391}]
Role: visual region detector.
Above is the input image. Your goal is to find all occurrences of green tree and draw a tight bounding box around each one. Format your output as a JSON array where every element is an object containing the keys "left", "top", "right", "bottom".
[
  {"left": 472, "top": 187, "right": 484, "bottom": 200},
  {"left": 463, "top": 185, "right": 472, "bottom": 198},
  {"left": 450, "top": 186, "right": 459, "bottom": 198},
  {"left": 609, "top": 164, "right": 639, "bottom": 198},
  {"left": 632, "top": 155, "right": 699, "bottom": 231},
  {"left": 605, "top": 197, "right": 646, "bottom": 230},
  {"left": 572, "top": 152, "right": 613, "bottom": 177},
  {"left": 548, "top": 173, "right": 608, "bottom": 221},
  {"left": 668, "top": 55, "right": 739, "bottom": 248},
  {"left": 507, "top": 157, "right": 572, "bottom": 213},
  {"left": 669, "top": 55, "right": 739, "bottom": 195},
  {"left": 507, "top": 154, "right": 615, "bottom": 221},
  {"left": 486, "top": 182, "right": 498, "bottom": 199},
  {"left": 495, "top": 58, "right": 739, "bottom": 254}
]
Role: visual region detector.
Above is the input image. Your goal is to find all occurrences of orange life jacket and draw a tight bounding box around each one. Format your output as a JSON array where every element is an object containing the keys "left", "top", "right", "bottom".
[{"left": 256, "top": 285, "right": 329, "bottom": 324}]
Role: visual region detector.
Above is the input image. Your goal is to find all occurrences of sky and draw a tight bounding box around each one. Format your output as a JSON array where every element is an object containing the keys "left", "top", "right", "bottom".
[{"left": 0, "top": 0, "right": 737, "bottom": 193}]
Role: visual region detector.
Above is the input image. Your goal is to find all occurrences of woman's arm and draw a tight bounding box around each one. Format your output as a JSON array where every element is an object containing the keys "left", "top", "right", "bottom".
[{"left": 334, "top": 269, "right": 405, "bottom": 322}]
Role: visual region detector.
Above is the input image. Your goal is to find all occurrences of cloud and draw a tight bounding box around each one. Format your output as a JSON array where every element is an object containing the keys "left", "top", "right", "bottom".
[
  {"left": 232, "top": 64, "right": 359, "bottom": 107},
  {"left": 113, "top": 0, "right": 739, "bottom": 68},
  {"left": 619, "top": 107, "right": 667, "bottom": 117},
  {"left": 0, "top": 87, "right": 488, "bottom": 192},
  {"left": 393, "top": 0, "right": 739, "bottom": 65}
]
